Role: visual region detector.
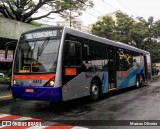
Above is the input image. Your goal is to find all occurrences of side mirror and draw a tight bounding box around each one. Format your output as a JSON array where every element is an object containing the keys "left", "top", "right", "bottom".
[{"left": 5, "top": 41, "right": 17, "bottom": 59}]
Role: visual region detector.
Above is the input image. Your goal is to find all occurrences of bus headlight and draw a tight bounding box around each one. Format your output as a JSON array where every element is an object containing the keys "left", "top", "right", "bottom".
[
  {"left": 13, "top": 80, "right": 17, "bottom": 85},
  {"left": 49, "top": 80, "right": 54, "bottom": 86}
]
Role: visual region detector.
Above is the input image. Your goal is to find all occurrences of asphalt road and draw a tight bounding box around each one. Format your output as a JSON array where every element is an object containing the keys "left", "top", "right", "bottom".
[{"left": 1, "top": 79, "right": 160, "bottom": 129}]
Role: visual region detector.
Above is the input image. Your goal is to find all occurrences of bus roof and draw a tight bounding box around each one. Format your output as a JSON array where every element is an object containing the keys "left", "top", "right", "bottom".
[
  {"left": 22, "top": 26, "right": 150, "bottom": 55},
  {"left": 63, "top": 27, "right": 150, "bottom": 55}
]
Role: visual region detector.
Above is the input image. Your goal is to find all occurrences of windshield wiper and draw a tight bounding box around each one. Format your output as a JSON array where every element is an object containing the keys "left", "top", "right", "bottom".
[
  {"left": 37, "top": 37, "right": 50, "bottom": 57},
  {"left": 31, "top": 37, "right": 50, "bottom": 72}
]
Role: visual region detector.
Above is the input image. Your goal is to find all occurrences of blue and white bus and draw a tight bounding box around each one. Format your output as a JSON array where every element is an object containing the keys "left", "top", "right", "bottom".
[{"left": 8, "top": 26, "right": 151, "bottom": 101}]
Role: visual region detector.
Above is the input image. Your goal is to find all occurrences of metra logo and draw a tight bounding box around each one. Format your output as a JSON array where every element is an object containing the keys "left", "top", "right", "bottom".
[{"left": 33, "top": 80, "right": 42, "bottom": 83}]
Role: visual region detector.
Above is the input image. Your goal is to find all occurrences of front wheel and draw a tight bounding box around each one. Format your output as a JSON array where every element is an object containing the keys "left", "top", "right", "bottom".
[{"left": 90, "top": 80, "right": 100, "bottom": 101}]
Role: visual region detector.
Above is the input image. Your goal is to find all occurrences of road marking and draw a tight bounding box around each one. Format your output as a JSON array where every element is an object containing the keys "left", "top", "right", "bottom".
[
  {"left": 0, "top": 117, "right": 38, "bottom": 128},
  {"left": 0, "top": 113, "right": 89, "bottom": 129},
  {"left": 15, "top": 117, "right": 33, "bottom": 121},
  {"left": 44, "top": 124, "right": 75, "bottom": 129},
  {"left": 27, "top": 126, "right": 48, "bottom": 129},
  {"left": 0, "top": 114, "right": 10, "bottom": 119},
  {"left": 71, "top": 127, "right": 89, "bottom": 129},
  {"left": 0, "top": 114, "right": 21, "bottom": 120},
  {"left": 0, "top": 95, "right": 12, "bottom": 99}
]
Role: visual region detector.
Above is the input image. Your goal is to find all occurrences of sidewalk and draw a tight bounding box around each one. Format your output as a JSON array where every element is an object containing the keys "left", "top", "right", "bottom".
[
  {"left": 152, "top": 74, "right": 160, "bottom": 81},
  {"left": 0, "top": 82, "right": 14, "bottom": 103}
]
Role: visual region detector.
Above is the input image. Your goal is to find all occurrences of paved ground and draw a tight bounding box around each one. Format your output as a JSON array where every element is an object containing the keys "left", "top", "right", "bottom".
[
  {"left": 0, "top": 113, "right": 89, "bottom": 129},
  {"left": 0, "top": 76, "right": 160, "bottom": 129},
  {"left": 0, "top": 83, "right": 13, "bottom": 102}
]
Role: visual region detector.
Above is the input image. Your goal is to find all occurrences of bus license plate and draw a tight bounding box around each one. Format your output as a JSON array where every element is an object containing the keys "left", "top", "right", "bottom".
[{"left": 25, "top": 89, "right": 34, "bottom": 93}]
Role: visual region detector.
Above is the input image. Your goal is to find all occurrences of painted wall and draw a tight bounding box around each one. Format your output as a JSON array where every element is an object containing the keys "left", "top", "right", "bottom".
[{"left": 0, "top": 17, "right": 38, "bottom": 40}]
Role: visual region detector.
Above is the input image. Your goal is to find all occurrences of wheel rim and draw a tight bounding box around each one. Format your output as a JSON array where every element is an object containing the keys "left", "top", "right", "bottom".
[
  {"left": 92, "top": 84, "right": 98, "bottom": 96},
  {"left": 91, "top": 83, "right": 99, "bottom": 100},
  {"left": 136, "top": 78, "right": 140, "bottom": 87}
]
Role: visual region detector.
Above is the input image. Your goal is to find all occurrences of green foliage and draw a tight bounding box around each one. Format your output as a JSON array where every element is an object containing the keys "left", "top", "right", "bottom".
[
  {"left": 92, "top": 16, "right": 115, "bottom": 39},
  {"left": 0, "top": 0, "right": 93, "bottom": 23},
  {"left": 91, "top": 11, "right": 160, "bottom": 62},
  {"left": 30, "top": 21, "right": 43, "bottom": 26},
  {"left": 0, "top": 75, "right": 10, "bottom": 82}
]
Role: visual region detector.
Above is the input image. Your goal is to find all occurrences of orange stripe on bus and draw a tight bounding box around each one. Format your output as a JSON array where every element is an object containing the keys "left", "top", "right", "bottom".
[{"left": 13, "top": 74, "right": 55, "bottom": 80}]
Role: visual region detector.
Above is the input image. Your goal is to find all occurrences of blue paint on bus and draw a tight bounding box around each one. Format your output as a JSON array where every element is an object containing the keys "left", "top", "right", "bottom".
[
  {"left": 102, "top": 73, "right": 108, "bottom": 93},
  {"left": 118, "top": 66, "right": 143, "bottom": 89},
  {"left": 11, "top": 86, "right": 62, "bottom": 101}
]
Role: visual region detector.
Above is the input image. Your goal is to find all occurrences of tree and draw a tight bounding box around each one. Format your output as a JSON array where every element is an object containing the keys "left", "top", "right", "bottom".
[
  {"left": 0, "top": 0, "right": 93, "bottom": 23},
  {"left": 92, "top": 11, "right": 150, "bottom": 48},
  {"left": 91, "top": 11, "right": 160, "bottom": 62},
  {"left": 114, "top": 11, "right": 135, "bottom": 45},
  {"left": 92, "top": 16, "right": 115, "bottom": 39}
]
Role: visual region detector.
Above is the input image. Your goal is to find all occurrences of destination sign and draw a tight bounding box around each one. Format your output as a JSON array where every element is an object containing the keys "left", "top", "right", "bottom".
[{"left": 25, "top": 30, "right": 61, "bottom": 39}]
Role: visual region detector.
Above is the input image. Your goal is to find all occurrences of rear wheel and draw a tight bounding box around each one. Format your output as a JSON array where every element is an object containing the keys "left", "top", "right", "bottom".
[
  {"left": 135, "top": 76, "right": 140, "bottom": 88},
  {"left": 140, "top": 75, "right": 145, "bottom": 87},
  {"left": 90, "top": 80, "right": 100, "bottom": 101}
]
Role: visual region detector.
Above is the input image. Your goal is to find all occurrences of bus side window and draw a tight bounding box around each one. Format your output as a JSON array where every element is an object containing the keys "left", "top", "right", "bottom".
[
  {"left": 82, "top": 40, "right": 92, "bottom": 71},
  {"left": 64, "top": 40, "right": 82, "bottom": 67},
  {"left": 90, "top": 41, "right": 107, "bottom": 71}
]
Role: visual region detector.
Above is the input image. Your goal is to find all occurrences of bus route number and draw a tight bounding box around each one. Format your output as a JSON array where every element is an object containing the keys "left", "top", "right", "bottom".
[{"left": 33, "top": 80, "right": 42, "bottom": 84}]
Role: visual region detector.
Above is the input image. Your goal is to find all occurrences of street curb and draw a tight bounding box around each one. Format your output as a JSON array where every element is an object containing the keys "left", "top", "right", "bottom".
[
  {"left": 0, "top": 98, "right": 16, "bottom": 104},
  {"left": 0, "top": 82, "right": 10, "bottom": 85},
  {"left": 151, "top": 75, "right": 160, "bottom": 81}
]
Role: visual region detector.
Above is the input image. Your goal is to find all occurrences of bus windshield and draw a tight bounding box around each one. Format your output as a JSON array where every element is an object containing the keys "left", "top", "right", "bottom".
[{"left": 13, "top": 38, "right": 60, "bottom": 73}]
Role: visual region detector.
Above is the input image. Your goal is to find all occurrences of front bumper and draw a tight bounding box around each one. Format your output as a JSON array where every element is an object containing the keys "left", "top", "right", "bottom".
[{"left": 11, "top": 86, "right": 62, "bottom": 101}]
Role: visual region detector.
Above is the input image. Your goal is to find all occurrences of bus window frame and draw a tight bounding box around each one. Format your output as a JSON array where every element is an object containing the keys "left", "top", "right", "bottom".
[{"left": 64, "top": 40, "right": 82, "bottom": 67}]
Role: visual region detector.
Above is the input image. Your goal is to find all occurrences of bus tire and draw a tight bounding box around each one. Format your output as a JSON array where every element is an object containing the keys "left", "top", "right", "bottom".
[
  {"left": 140, "top": 75, "right": 145, "bottom": 87},
  {"left": 90, "top": 79, "right": 100, "bottom": 101},
  {"left": 135, "top": 76, "right": 140, "bottom": 88}
]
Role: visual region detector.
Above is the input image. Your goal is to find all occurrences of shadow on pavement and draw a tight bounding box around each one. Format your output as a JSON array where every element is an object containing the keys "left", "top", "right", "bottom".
[{"left": 0, "top": 83, "right": 13, "bottom": 103}]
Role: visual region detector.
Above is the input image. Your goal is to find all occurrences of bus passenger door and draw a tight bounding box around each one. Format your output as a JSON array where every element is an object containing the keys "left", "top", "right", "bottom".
[
  {"left": 62, "top": 40, "right": 87, "bottom": 101},
  {"left": 63, "top": 40, "right": 82, "bottom": 83},
  {"left": 108, "top": 48, "right": 116, "bottom": 90}
]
